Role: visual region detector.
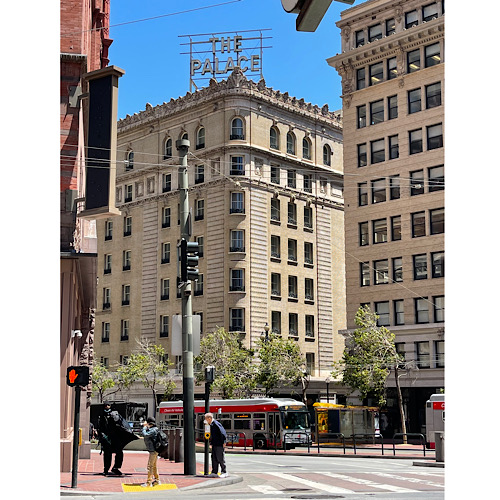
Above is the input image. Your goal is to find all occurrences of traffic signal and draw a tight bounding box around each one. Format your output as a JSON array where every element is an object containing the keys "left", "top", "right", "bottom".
[
  {"left": 179, "top": 238, "right": 199, "bottom": 283},
  {"left": 66, "top": 365, "right": 90, "bottom": 387}
]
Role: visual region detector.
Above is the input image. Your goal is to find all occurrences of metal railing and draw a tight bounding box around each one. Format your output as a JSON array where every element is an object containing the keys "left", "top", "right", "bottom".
[
  {"left": 316, "top": 433, "right": 346, "bottom": 455},
  {"left": 252, "top": 432, "right": 278, "bottom": 452},
  {"left": 226, "top": 432, "right": 247, "bottom": 451},
  {"left": 283, "top": 431, "right": 311, "bottom": 453},
  {"left": 392, "top": 433, "right": 426, "bottom": 456},
  {"left": 352, "top": 433, "right": 385, "bottom": 455}
]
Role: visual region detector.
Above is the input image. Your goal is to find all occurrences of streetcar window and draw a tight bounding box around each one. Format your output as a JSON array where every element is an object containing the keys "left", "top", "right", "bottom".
[
  {"left": 281, "top": 411, "right": 309, "bottom": 430},
  {"left": 253, "top": 419, "right": 265, "bottom": 430},
  {"left": 234, "top": 414, "right": 251, "bottom": 430},
  {"left": 220, "top": 419, "right": 232, "bottom": 430}
]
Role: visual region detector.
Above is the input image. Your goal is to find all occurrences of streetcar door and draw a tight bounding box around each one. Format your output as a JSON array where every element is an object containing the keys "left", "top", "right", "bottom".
[{"left": 268, "top": 413, "right": 280, "bottom": 445}]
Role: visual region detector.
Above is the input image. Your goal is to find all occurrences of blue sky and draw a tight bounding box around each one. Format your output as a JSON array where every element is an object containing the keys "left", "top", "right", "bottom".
[{"left": 109, "top": 1, "right": 364, "bottom": 119}]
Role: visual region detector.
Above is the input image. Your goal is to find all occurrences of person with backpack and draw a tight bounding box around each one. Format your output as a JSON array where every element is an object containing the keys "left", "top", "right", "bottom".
[
  {"left": 141, "top": 417, "right": 161, "bottom": 487},
  {"left": 205, "top": 412, "right": 227, "bottom": 477},
  {"left": 97, "top": 403, "right": 139, "bottom": 476}
]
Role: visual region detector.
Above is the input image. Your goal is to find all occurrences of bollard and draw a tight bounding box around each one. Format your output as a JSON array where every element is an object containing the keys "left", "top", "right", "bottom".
[
  {"left": 168, "top": 429, "right": 175, "bottom": 461},
  {"left": 434, "top": 431, "right": 444, "bottom": 462},
  {"left": 178, "top": 429, "right": 184, "bottom": 462}
]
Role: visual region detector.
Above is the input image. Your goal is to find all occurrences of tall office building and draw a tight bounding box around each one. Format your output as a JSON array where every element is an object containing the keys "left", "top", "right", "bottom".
[
  {"left": 328, "top": 0, "right": 444, "bottom": 433},
  {"left": 94, "top": 69, "right": 346, "bottom": 408}
]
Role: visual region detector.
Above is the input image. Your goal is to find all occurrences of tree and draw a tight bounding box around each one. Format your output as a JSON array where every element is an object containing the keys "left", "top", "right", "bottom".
[
  {"left": 91, "top": 360, "right": 122, "bottom": 403},
  {"left": 333, "top": 305, "right": 407, "bottom": 440},
  {"left": 195, "top": 327, "right": 256, "bottom": 399},
  {"left": 255, "top": 334, "right": 308, "bottom": 401},
  {"left": 118, "top": 339, "right": 176, "bottom": 417}
]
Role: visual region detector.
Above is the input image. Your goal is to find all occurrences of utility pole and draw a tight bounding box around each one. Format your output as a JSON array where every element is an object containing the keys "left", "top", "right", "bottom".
[{"left": 176, "top": 138, "right": 196, "bottom": 475}]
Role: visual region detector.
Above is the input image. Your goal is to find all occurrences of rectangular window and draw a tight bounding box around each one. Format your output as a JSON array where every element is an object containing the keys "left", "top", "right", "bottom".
[
  {"left": 386, "top": 18, "right": 396, "bottom": 36},
  {"left": 120, "top": 319, "right": 129, "bottom": 341},
  {"left": 196, "top": 236, "right": 204, "bottom": 258},
  {"left": 355, "top": 29, "right": 365, "bottom": 47},
  {"left": 358, "top": 143, "right": 367, "bottom": 167},
  {"left": 368, "top": 23, "right": 382, "bottom": 42},
  {"left": 407, "top": 49, "right": 421, "bottom": 73},
  {"left": 409, "top": 129, "right": 423, "bottom": 155},
  {"left": 304, "top": 206, "right": 313, "bottom": 229},
  {"left": 392, "top": 257, "right": 403, "bottom": 283},
  {"left": 435, "top": 340, "right": 445, "bottom": 368},
  {"left": 434, "top": 295, "right": 445, "bottom": 323},
  {"left": 389, "top": 175, "right": 400, "bottom": 201},
  {"left": 410, "top": 170, "right": 425, "bottom": 196},
  {"left": 194, "top": 274, "right": 204, "bottom": 296},
  {"left": 423, "top": 2, "right": 438, "bottom": 21},
  {"left": 303, "top": 174, "right": 312, "bottom": 193},
  {"left": 374, "top": 259, "right": 389, "bottom": 285},
  {"left": 288, "top": 275, "right": 298, "bottom": 299},
  {"left": 427, "top": 123, "right": 443, "bottom": 150},
  {"left": 356, "top": 68, "right": 366, "bottom": 90},
  {"left": 161, "top": 242, "right": 170, "bottom": 264},
  {"left": 271, "top": 164, "right": 280, "bottom": 184},
  {"left": 408, "top": 88, "right": 422, "bottom": 114},
  {"left": 416, "top": 341, "right": 430, "bottom": 368},
  {"left": 230, "top": 269, "right": 245, "bottom": 292},
  {"left": 230, "top": 308, "right": 245, "bottom": 332},
  {"left": 426, "top": 82, "right": 442, "bottom": 109},
  {"left": 230, "top": 192, "right": 245, "bottom": 214},
  {"left": 375, "top": 301, "right": 390, "bottom": 326},
  {"left": 412, "top": 211, "right": 426, "bottom": 237},
  {"left": 370, "top": 100, "right": 384, "bottom": 125},
  {"left": 430, "top": 208, "right": 445, "bottom": 234},
  {"left": 388, "top": 95, "right": 398, "bottom": 119},
  {"left": 357, "top": 105, "right": 366, "bottom": 128},
  {"left": 105, "top": 220, "right": 113, "bottom": 240},
  {"left": 102, "top": 322, "right": 110, "bottom": 342},
  {"left": 104, "top": 254, "right": 112, "bottom": 274},
  {"left": 195, "top": 164, "right": 204, "bottom": 184},
  {"left": 387, "top": 57, "right": 397, "bottom": 80},
  {"left": 405, "top": 10, "right": 419, "bottom": 28},
  {"left": 360, "top": 262, "right": 370, "bottom": 287},
  {"left": 123, "top": 216, "right": 132, "bottom": 236},
  {"left": 394, "top": 300, "right": 404, "bottom": 325},
  {"left": 103, "top": 287, "right": 111, "bottom": 309},
  {"left": 425, "top": 42, "right": 441, "bottom": 67},
  {"left": 271, "top": 311, "right": 281, "bottom": 336},
  {"left": 431, "top": 251, "right": 445, "bottom": 278},
  {"left": 415, "top": 298, "right": 430, "bottom": 324},
  {"left": 305, "top": 315, "right": 315, "bottom": 338},
  {"left": 359, "top": 222, "right": 369, "bottom": 246},
  {"left": 358, "top": 182, "right": 368, "bottom": 206},
  {"left": 160, "top": 316, "right": 169, "bottom": 338},
  {"left": 271, "top": 198, "right": 280, "bottom": 222},
  {"left": 230, "top": 230, "right": 245, "bottom": 252},
  {"left": 124, "top": 184, "right": 133, "bottom": 202},
  {"left": 230, "top": 156, "right": 244, "bottom": 175},
  {"left": 306, "top": 353, "right": 315, "bottom": 374},
  {"left": 123, "top": 250, "right": 131, "bottom": 271},
  {"left": 288, "top": 239, "right": 298, "bottom": 262},
  {"left": 370, "top": 139, "right": 385, "bottom": 164},
  {"left": 389, "top": 136, "right": 399, "bottom": 160},
  {"left": 373, "top": 218, "right": 388, "bottom": 244},
  {"left": 391, "top": 215, "right": 402, "bottom": 241},
  {"left": 413, "top": 254, "right": 428, "bottom": 280},
  {"left": 122, "top": 284, "right": 130, "bottom": 306},
  {"left": 162, "top": 206, "right": 171, "bottom": 228},
  {"left": 369, "top": 61, "right": 384, "bottom": 85},
  {"left": 288, "top": 203, "right": 297, "bottom": 226},
  {"left": 271, "top": 235, "right": 281, "bottom": 259},
  {"left": 305, "top": 278, "right": 314, "bottom": 301},
  {"left": 161, "top": 278, "right": 170, "bottom": 300},
  {"left": 162, "top": 173, "right": 172, "bottom": 192},
  {"left": 287, "top": 169, "right": 297, "bottom": 188},
  {"left": 271, "top": 273, "right": 281, "bottom": 297},
  {"left": 303, "top": 242, "right": 314, "bottom": 267},
  {"left": 371, "top": 178, "right": 386, "bottom": 204},
  {"left": 195, "top": 199, "right": 205, "bottom": 220},
  {"left": 289, "top": 313, "right": 298, "bottom": 337}
]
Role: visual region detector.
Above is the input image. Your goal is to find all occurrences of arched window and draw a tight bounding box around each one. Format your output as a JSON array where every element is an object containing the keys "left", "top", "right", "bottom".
[
  {"left": 323, "top": 144, "right": 332, "bottom": 166},
  {"left": 196, "top": 127, "right": 205, "bottom": 150},
  {"left": 164, "top": 138, "right": 172, "bottom": 160},
  {"left": 286, "top": 132, "right": 296, "bottom": 155},
  {"left": 126, "top": 150, "right": 134, "bottom": 170},
  {"left": 230, "top": 117, "right": 244, "bottom": 140},
  {"left": 302, "top": 137, "right": 311, "bottom": 159},
  {"left": 270, "top": 127, "right": 280, "bottom": 150}
]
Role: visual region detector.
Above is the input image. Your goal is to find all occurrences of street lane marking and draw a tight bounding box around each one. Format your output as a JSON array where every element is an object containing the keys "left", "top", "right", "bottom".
[
  {"left": 249, "top": 484, "right": 284, "bottom": 495},
  {"left": 372, "top": 472, "right": 445, "bottom": 488},
  {"left": 267, "top": 472, "right": 354, "bottom": 494},
  {"left": 322, "top": 472, "right": 419, "bottom": 493}
]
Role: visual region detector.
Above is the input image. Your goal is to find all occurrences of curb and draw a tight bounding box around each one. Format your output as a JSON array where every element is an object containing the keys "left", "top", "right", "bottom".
[
  {"left": 225, "top": 449, "right": 434, "bottom": 460},
  {"left": 182, "top": 475, "right": 243, "bottom": 490},
  {"left": 413, "top": 460, "right": 444, "bottom": 468}
]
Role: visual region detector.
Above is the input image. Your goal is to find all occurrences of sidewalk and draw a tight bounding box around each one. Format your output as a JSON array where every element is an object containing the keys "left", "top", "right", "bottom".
[{"left": 60, "top": 450, "right": 234, "bottom": 495}]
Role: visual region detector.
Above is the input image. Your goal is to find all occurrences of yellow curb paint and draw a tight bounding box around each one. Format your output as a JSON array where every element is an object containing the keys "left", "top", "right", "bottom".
[{"left": 122, "top": 483, "right": 177, "bottom": 492}]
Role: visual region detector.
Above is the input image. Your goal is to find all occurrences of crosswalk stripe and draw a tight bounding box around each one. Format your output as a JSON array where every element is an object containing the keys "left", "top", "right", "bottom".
[
  {"left": 266, "top": 471, "right": 355, "bottom": 494},
  {"left": 322, "top": 472, "right": 419, "bottom": 493},
  {"left": 372, "top": 472, "right": 445, "bottom": 488},
  {"left": 249, "top": 484, "right": 284, "bottom": 495}
]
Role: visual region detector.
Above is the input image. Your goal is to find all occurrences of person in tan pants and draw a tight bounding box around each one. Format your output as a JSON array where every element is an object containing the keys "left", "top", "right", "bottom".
[{"left": 141, "top": 417, "right": 160, "bottom": 487}]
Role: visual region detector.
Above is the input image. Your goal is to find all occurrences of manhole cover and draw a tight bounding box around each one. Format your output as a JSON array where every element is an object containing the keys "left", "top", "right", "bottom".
[{"left": 291, "top": 496, "right": 344, "bottom": 499}]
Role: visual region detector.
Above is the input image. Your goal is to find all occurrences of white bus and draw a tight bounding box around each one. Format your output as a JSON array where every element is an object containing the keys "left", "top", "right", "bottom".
[{"left": 158, "top": 398, "right": 312, "bottom": 449}]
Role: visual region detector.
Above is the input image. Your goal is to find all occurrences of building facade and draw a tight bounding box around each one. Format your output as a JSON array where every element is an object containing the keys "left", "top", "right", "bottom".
[
  {"left": 328, "top": 0, "right": 444, "bottom": 434},
  {"left": 94, "top": 69, "right": 346, "bottom": 409}
]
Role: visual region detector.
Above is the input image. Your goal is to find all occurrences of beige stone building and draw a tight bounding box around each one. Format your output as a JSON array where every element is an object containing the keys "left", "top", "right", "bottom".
[
  {"left": 94, "top": 69, "right": 346, "bottom": 408},
  {"left": 328, "top": 0, "right": 444, "bottom": 433}
]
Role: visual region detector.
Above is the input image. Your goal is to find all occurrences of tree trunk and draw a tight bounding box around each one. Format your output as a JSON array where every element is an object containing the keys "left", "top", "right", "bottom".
[{"left": 394, "top": 366, "right": 407, "bottom": 444}]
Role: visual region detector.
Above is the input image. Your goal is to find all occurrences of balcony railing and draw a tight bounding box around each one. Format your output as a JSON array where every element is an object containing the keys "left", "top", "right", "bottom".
[
  {"left": 230, "top": 207, "right": 245, "bottom": 214},
  {"left": 230, "top": 134, "right": 245, "bottom": 140},
  {"left": 230, "top": 246, "right": 245, "bottom": 253}
]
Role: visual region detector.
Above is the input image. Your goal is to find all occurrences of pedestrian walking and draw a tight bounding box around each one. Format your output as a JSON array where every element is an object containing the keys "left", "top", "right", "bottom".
[
  {"left": 96, "top": 402, "right": 138, "bottom": 476},
  {"left": 205, "top": 412, "right": 227, "bottom": 477},
  {"left": 141, "top": 417, "right": 161, "bottom": 487}
]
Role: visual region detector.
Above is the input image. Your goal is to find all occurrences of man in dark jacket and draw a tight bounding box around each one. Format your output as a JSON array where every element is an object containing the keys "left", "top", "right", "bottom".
[
  {"left": 205, "top": 412, "right": 227, "bottom": 477},
  {"left": 97, "top": 403, "right": 138, "bottom": 476}
]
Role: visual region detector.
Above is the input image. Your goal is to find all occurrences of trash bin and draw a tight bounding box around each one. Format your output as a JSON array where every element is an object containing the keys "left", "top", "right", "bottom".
[{"left": 434, "top": 431, "right": 444, "bottom": 462}]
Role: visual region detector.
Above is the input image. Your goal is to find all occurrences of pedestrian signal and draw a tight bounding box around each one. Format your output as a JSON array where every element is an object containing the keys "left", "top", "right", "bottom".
[{"left": 66, "top": 365, "right": 90, "bottom": 387}]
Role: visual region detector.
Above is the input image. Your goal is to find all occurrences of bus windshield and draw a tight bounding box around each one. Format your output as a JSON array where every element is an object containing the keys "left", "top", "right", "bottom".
[{"left": 281, "top": 411, "right": 310, "bottom": 430}]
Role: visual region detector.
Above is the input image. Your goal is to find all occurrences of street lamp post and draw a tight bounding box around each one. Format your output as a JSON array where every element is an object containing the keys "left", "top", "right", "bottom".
[
  {"left": 325, "top": 377, "right": 330, "bottom": 403},
  {"left": 262, "top": 322, "right": 270, "bottom": 342}
]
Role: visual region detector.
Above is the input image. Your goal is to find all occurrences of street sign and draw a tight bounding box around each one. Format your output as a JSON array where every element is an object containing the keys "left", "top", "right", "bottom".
[{"left": 171, "top": 314, "right": 201, "bottom": 356}]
